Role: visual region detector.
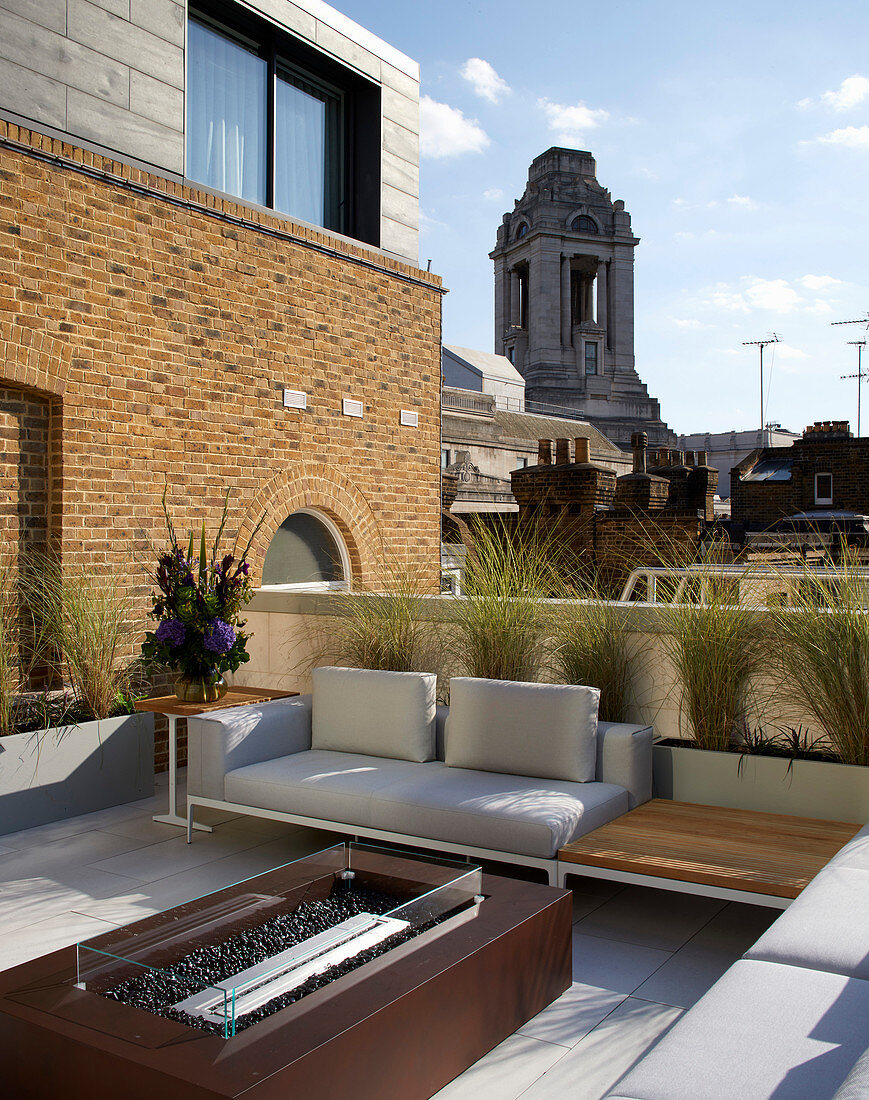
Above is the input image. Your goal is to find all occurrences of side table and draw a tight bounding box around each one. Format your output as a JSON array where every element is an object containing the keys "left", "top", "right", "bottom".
[{"left": 135, "top": 687, "right": 299, "bottom": 831}]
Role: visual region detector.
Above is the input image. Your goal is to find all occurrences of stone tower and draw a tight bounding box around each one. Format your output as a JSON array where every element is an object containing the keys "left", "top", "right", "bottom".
[{"left": 490, "top": 148, "right": 674, "bottom": 448}]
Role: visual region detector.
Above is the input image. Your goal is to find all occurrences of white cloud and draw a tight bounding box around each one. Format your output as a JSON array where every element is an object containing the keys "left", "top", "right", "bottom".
[
  {"left": 538, "top": 98, "right": 609, "bottom": 143},
  {"left": 419, "top": 96, "right": 490, "bottom": 159},
  {"left": 744, "top": 278, "right": 802, "bottom": 312},
  {"left": 799, "top": 274, "right": 841, "bottom": 290},
  {"left": 671, "top": 318, "right": 703, "bottom": 329},
  {"left": 483, "top": 187, "right": 504, "bottom": 201},
  {"left": 775, "top": 343, "right": 808, "bottom": 360},
  {"left": 460, "top": 58, "right": 510, "bottom": 104},
  {"left": 823, "top": 75, "right": 869, "bottom": 111},
  {"left": 727, "top": 194, "right": 757, "bottom": 209},
  {"left": 816, "top": 125, "right": 869, "bottom": 149}
]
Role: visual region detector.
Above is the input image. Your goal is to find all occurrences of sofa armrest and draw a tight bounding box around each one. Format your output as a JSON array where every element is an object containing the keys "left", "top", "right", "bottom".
[
  {"left": 596, "top": 721, "right": 653, "bottom": 809},
  {"left": 187, "top": 695, "right": 312, "bottom": 800}
]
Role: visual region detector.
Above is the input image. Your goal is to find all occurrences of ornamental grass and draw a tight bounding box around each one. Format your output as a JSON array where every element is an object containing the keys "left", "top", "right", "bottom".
[
  {"left": 326, "top": 561, "right": 441, "bottom": 675},
  {"left": 0, "top": 545, "right": 24, "bottom": 737},
  {"left": 765, "top": 545, "right": 869, "bottom": 766},
  {"left": 547, "top": 575, "right": 632, "bottom": 723},
  {"left": 27, "top": 557, "right": 135, "bottom": 720},
  {"left": 660, "top": 569, "right": 763, "bottom": 753},
  {"left": 446, "top": 518, "right": 555, "bottom": 684}
]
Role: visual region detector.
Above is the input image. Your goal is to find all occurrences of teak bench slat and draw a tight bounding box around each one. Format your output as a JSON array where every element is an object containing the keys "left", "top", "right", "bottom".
[{"left": 559, "top": 800, "right": 860, "bottom": 900}]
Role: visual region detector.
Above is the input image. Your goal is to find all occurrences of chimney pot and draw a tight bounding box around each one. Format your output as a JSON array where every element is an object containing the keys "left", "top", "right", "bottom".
[
  {"left": 685, "top": 450, "right": 696, "bottom": 466},
  {"left": 555, "top": 438, "right": 571, "bottom": 464},
  {"left": 696, "top": 450, "right": 708, "bottom": 466},
  {"left": 537, "top": 439, "right": 552, "bottom": 465},
  {"left": 574, "top": 436, "right": 590, "bottom": 463},
  {"left": 631, "top": 431, "right": 648, "bottom": 474}
]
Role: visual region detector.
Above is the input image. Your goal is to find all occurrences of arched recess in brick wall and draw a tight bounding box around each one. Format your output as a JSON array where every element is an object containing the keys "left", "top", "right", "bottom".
[
  {"left": 236, "top": 463, "right": 382, "bottom": 587},
  {"left": 0, "top": 328, "right": 70, "bottom": 566},
  {"left": 1, "top": 326, "right": 72, "bottom": 398}
]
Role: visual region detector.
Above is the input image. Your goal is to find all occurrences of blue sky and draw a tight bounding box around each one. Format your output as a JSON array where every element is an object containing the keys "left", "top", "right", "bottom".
[{"left": 340, "top": 0, "right": 869, "bottom": 436}]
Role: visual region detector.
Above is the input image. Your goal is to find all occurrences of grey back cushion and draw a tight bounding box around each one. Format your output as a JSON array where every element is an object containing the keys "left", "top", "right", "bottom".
[
  {"left": 311, "top": 666, "right": 437, "bottom": 762},
  {"left": 835, "top": 1048, "right": 869, "bottom": 1099},
  {"left": 445, "top": 677, "right": 599, "bottom": 782}
]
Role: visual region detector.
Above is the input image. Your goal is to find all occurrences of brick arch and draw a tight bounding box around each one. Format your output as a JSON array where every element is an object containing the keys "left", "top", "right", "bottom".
[
  {"left": 1, "top": 325, "right": 71, "bottom": 397},
  {"left": 235, "top": 463, "right": 383, "bottom": 586}
]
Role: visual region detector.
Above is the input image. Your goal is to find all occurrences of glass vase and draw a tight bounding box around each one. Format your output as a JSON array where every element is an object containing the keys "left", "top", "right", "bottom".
[{"left": 174, "top": 673, "right": 228, "bottom": 704}]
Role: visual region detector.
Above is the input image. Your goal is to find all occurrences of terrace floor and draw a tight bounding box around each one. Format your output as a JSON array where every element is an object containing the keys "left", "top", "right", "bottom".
[{"left": 0, "top": 774, "right": 778, "bottom": 1099}]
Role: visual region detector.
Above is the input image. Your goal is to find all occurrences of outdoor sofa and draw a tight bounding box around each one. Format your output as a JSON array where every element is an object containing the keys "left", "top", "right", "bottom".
[
  {"left": 610, "top": 821, "right": 869, "bottom": 1099},
  {"left": 186, "top": 666, "right": 653, "bottom": 885}
]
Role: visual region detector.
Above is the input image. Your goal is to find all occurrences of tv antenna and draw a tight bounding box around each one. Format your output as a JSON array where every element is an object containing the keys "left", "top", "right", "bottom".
[
  {"left": 842, "top": 340, "right": 867, "bottom": 436},
  {"left": 742, "top": 333, "right": 780, "bottom": 432},
  {"left": 832, "top": 313, "right": 869, "bottom": 330}
]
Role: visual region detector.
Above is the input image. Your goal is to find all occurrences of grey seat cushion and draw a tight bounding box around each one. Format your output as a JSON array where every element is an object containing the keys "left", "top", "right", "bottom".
[
  {"left": 746, "top": 864, "right": 869, "bottom": 979},
  {"left": 834, "top": 1048, "right": 869, "bottom": 1099},
  {"left": 368, "top": 765, "right": 629, "bottom": 857},
  {"left": 224, "top": 750, "right": 432, "bottom": 828},
  {"left": 445, "top": 677, "right": 599, "bottom": 783},
  {"left": 827, "top": 823, "right": 869, "bottom": 873},
  {"left": 311, "top": 666, "right": 437, "bottom": 762},
  {"left": 612, "top": 959, "right": 869, "bottom": 1100}
]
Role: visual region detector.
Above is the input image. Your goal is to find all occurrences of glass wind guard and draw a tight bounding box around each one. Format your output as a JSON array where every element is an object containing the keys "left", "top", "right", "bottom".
[{"left": 73, "top": 842, "right": 482, "bottom": 1039}]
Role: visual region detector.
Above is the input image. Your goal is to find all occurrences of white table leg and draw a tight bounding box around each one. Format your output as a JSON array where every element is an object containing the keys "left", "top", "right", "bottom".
[{"left": 153, "top": 715, "right": 212, "bottom": 831}]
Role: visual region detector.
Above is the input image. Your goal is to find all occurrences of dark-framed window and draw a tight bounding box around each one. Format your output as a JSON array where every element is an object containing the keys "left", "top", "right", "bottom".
[
  {"left": 187, "top": 3, "right": 380, "bottom": 245},
  {"left": 584, "top": 341, "right": 598, "bottom": 375},
  {"left": 572, "top": 215, "right": 598, "bottom": 233}
]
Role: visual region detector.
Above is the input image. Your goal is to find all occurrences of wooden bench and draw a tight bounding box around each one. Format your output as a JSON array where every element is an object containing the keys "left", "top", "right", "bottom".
[{"left": 557, "top": 799, "right": 860, "bottom": 908}]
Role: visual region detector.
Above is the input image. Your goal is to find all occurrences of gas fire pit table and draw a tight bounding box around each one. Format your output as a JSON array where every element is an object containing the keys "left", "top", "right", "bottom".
[{"left": 0, "top": 842, "right": 571, "bottom": 1099}]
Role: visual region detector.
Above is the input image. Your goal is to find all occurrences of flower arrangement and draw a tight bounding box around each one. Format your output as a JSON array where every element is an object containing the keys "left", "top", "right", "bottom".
[{"left": 142, "top": 491, "right": 259, "bottom": 702}]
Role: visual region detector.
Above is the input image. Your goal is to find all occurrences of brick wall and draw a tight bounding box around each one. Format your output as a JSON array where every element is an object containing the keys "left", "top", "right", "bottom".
[{"left": 0, "top": 121, "right": 443, "bottom": 769}]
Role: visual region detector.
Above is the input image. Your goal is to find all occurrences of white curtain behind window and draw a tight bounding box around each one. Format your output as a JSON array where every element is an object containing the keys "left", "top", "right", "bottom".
[
  {"left": 274, "top": 75, "right": 327, "bottom": 227},
  {"left": 187, "top": 20, "right": 267, "bottom": 206}
]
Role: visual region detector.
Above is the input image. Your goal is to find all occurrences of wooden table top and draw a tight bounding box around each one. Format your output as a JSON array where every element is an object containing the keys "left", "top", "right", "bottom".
[
  {"left": 134, "top": 686, "right": 298, "bottom": 718},
  {"left": 559, "top": 799, "right": 861, "bottom": 899}
]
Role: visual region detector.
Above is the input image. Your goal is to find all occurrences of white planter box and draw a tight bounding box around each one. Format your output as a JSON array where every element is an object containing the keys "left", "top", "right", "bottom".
[
  {"left": 0, "top": 712, "right": 155, "bottom": 836},
  {"left": 653, "top": 742, "right": 869, "bottom": 823}
]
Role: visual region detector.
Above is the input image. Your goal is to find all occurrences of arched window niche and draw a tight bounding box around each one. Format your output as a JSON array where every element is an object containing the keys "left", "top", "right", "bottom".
[
  {"left": 260, "top": 508, "right": 350, "bottom": 590},
  {"left": 571, "top": 214, "right": 599, "bottom": 234}
]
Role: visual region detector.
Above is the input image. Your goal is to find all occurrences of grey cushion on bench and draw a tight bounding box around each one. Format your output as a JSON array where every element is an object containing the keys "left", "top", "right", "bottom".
[
  {"left": 367, "top": 765, "right": 629, "bottom": 857},
  {"left": 223, "top": 749, "right": 629, "bottom": 858},
  {"left": 224, "top": 750, "right": 430, "bottom": 828},
  {"left": 834, "top": 1048, "right": 869, "bottom": 1099},
  {"left": 745, "top": 864, "right": 869, "bottom": 980},
  {"left": 613, "top": 959, "right": 869, "bottom": 1100},
  {"left": 312, "top": 666, "right": 437, "bottom": 762},
  {"left": 445, "top": 677, "right": 599, "bottom": 783}
]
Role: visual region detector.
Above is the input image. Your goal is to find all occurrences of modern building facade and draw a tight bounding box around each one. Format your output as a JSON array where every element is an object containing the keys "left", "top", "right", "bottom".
[
  {"left": 490, "top": 147, "right": 674, "bottom": 449},
  {"left": 0, "top": 0, "right": 443, "bottom": 765}
]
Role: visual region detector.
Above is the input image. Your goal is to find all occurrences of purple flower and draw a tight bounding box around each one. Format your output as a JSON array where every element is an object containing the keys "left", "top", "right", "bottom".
[
  {"left": 155, "top": 619, "right": 186, "bottom": 647},
  {"left": 240, "top": 562, "right": 250, "bottom": 575},
  {"left": 204, "top": 619, "right": 236, "bottom": 654}
]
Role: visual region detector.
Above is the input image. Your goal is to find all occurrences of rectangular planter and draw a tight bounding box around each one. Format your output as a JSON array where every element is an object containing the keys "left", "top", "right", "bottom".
[
  {"left": 0, "top": 712, "right": 155, "bottom": 836},
  {"left": 654, "top": 742, "right": 869, "bottom": 823}
]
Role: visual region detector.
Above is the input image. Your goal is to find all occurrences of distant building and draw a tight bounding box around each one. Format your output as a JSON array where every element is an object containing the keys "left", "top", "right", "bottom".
[
  {"left": 441, "top": 345, "right": 630, "bottom": 514},
  {"left": 678, "top": 427, "right": 800, "bottom": 498},
  {"left": 731, "top": 421, "right": 869, "bottom": 531},
  {"left": 490, "top": 147, "right": 675, "bottom": 448}
]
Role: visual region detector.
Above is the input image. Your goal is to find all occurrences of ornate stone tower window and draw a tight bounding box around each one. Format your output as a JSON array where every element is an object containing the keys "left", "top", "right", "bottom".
[{"left": 490, "top": 147, "right": 674, "bottom": 447}]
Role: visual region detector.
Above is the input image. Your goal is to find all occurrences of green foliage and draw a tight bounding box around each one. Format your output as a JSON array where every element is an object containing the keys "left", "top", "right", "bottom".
[
  {"left": 27, "top": 557, "right": 135, "bottom": 721},
  {"left": 325, "top": 563, "right": 439, "bottom": 674},
  {"left": 141, "top": 488, "right": 259, "bottom": 680},
  {"left": 548, "top": 576, "right": 631, "bottom": 722},
  {"left": 661, "top": 571, "right": 763, "bottom": 752},
  {"left": 766, "top": 546, "right": 869, "bottom": 766},
  {"left": 447, "top": 520, "right": 555, "bottom": 683}
]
